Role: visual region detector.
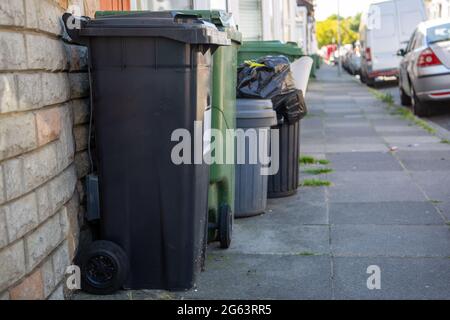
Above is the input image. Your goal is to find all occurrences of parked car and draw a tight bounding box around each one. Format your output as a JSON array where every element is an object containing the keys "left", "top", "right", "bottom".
[
  {"left": 343, "top": 48, "right": 362, "bottom": 76},
  {"left": 359, "top": 0, "right": 427, "bottom": 86},
  {"left": 398, "top": 19, "right": 450, "bottom": 116}
]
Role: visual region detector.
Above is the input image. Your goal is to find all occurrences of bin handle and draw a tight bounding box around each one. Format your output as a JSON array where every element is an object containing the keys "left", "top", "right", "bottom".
[{"left": 62, "top": 13, "right": 90, "bottom": 45}]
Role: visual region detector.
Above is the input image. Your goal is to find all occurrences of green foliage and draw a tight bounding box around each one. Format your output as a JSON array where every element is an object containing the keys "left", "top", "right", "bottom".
[{"left": 316, "top": 14, "right": 361, "bottom": 48}]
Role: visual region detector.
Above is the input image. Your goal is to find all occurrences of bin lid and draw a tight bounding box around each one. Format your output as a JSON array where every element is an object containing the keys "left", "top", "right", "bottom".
[
  {"left": 236, "top": 99, "right": 277, "bottom": 128},
  {"left": 239, "top": 40, "right": 303, "bottom": 57},
  {"left": 65, "top": 12, "right": 230, "bottom": 46},
  {"left": 95, "top": 10, "right": 242, "bottom": 44}
]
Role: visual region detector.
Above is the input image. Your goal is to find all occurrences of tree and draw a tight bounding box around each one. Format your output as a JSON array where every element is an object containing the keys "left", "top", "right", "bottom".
[{"left": 316, "top": 14, "right": 361, "bottom": 48}]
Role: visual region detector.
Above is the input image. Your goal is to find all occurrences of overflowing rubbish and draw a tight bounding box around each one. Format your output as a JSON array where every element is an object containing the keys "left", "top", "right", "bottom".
[{"left": 237, "top": 56, "right": 308, "bottom": 123}]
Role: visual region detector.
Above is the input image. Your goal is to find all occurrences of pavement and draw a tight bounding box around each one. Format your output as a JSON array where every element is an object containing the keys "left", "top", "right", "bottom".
[
  {"left": 74, "top": 64, "right": 450, "bottom": 300},
  {"left": 369, "top": 79, "right": 450, "bottom": 133}
]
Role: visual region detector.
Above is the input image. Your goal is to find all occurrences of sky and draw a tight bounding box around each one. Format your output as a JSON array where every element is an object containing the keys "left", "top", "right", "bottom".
[{"left": 315, "top": 0, "right": 375, "bottom": 21}]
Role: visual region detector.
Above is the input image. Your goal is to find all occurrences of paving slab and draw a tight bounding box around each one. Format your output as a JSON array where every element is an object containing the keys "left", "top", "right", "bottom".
[
  {"left": 182, "top": 254, "right": 332, "bottom": 300},
  {"left": 327, "top": 171, "right": 426, "bottom": 203},
  {"left": 333, "top": 257, "right": 450, "bottom": 300},
  {"left": 329, "top": 202, "right": 444, "bottom": 225},
  {"left": 331, "top": 225, "right": 450, "bottom": 257},
  {"left": 227, "top": 223, "right": 330, "bottom": 255},
  {"left": 326, "top": 152, "right": 403, "bottom": 171}
]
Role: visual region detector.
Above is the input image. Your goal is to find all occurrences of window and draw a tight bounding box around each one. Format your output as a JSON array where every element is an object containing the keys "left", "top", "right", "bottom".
[{"left": 427, "top": 23, "right": 450, "bottom": 44}]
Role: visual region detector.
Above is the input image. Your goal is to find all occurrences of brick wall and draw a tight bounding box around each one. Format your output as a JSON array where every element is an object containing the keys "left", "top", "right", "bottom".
[{"left": 0, "top": 0, "right": 92, "bottom": 300}]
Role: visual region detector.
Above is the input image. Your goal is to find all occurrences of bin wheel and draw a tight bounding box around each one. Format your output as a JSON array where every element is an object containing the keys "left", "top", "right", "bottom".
[
  {"left": 80, "top": 240, "right": 129, "bottom": 295},
  {"left": 218, "top": 205, "right": 233, "bottom": 249}
]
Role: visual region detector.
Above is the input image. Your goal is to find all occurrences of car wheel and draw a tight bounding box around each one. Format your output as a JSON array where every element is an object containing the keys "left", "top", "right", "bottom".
[
  {"left": 400, "top": 86, "right": 412, "bottom": 106},
  {"left": 411, "top": 86, "right": 429, "bottom": 117}
]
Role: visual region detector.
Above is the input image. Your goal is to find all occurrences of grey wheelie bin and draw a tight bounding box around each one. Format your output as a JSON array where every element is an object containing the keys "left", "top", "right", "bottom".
[
  {"left": 268, "top": 119, "right": 300, "bottom": 198},
  {"left": 63, "top": 12, "right": 229, "bottom": 294},
  {"left": 235, "top": 99, "right": 277, "bottom": 218}
]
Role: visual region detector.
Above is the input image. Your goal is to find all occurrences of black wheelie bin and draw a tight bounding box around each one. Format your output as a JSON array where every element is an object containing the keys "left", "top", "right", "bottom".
[{"left": 63, "top": 12, "right": 229, "bottom": 294}]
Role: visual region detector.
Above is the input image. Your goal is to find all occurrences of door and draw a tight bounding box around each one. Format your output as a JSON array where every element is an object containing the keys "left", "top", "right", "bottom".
[
  {"left": 100, "top": 0, "right": 131, "bottom": 11},
  {"left": 239, "top": 0, "right": 263, "bottom": 41}
]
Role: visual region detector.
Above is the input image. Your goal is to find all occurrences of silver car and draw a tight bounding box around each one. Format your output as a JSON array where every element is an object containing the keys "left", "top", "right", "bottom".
[{"left": 398, "top": 19, "right": 450, "bottom": 116}]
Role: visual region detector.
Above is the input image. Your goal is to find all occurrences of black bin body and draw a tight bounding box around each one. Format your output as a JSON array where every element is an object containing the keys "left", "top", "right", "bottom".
[
  {"left": 268, "top": 121, "right": 300, "bottom": 198},
  {"left": 71, "top": 14, "right": 229, "bottom": 290}
]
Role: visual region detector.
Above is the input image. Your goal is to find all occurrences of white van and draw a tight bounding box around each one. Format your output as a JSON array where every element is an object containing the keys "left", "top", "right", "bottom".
[{"left": 359, "top": 0, "right": 427, "bottom": 86}]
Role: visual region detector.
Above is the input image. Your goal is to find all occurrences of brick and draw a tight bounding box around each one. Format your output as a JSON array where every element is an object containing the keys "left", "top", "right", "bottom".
[
  {"left": 24, "top": 0, "right": 39, "bottom": 29},
  {"left": 0, "top": 74, "right": 18, "bottom": 114},
  {"left": 55, "top": 106, "right": 75, "bottom": 171},
  {"left": 48, "top": 283, "right": 64, "bottom": 300},
  {"left": 52, "top": 241, "right": 70, "bottom": 284},
  {"left": 63, "top": 194, "right": 80, "bottom": 259},
  {"left": 0, "top": 240, "right": 26, "bottom": 291},
  {"left": 72, "top": 99, "right": 90, "bottom": 125},
  {"left": 0, "top": 207, "right": 8, "bottom": 249},
  {"left": 5, "top": 192, "right": 39, "bottom": 242},
  {"left": 23, "top": 143, "right": 59, "bottom": 192},
  {"left": 36, "top": 0, "right": 64, "bottom": 36},
  {"left": 17, "top": 73, "right": 43, "bottom": 112},
  {"left": 41, "top": 258, "right": 55, "bottom": 298},
  {"left": 74, "top": 126, "right": 88, "bottom": 152},
  {"left": 76, "top": 180, "right": 85, "bottom": 204},
  {"left": 0, "top": 291, "right": 10, "bottom": 300},
  {"left": 25, "top": 213, "right": 63, "bottom": 272},
  {"left": 0, "top": 113, "right": 37, "bottom": 161},
  {"left": 0, "top": 0, "right": 25, "bottom": 27},
  {"left": 48, "top": 166, "right": 77, "bottom": 216},
  {"left": 9, "top": 268, "right": 44, "bottom": 300},
  {"left": 42, "top": 73, "right": 70, "bottom": 106},
  {"left": 35, "top": 107, "right": 62, "bottom": 146},
  {"left": 65, "top": 44, "right": 88, "bottom": 72},
  {"left": 0, "top": 31, "right": 27, "bottom": 70},
  {"left": 3, "top": 158, "right": 24, "bottom": 201},
  {"left": 26, "top": 34, "right": 67, "bottom": 71},
  {"left": 0, "top": 165, "right": 5, "bottom": 204},
  {"left": 35, "top": 184, "right": 50, "bottom": 223},
  {"left": 74, "top": 151, "right": 90, "bottom": 178},
  {"left": 69, "top": 73, "right": 89, "bottom": 99}
]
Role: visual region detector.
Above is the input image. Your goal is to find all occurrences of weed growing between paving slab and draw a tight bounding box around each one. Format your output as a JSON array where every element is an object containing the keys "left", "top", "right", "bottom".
[
  {"left": 300, "top": 156, "right": 332, "bottom": 186},
  {"left": 441, "top": 139, "right": 450, "bottom": 144},
  {"left": 301, "top": 179, "right": 332, "bottom": 187},
  {"left": 299, "top": 155, "right": 330, "bottom": 165},
  {"left": 303, "top": 168, "right": 334, "bottom": 175},
  {"left": 369, "top": 89, "right": 436, "bottom": 134},
  {"left": 296, "top": 252, "right": 317, "bottom": 256}
]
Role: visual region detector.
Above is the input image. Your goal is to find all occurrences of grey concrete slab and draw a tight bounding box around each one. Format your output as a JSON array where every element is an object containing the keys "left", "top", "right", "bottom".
[
  {"left": 182, "top": 254, "right": 332, "bottom": 300},
  {"left": 327, "top": 171, "right": 426, "bottom": 203},
  {"left": 411, "top": 171, "right": 450, "bottom": 200},
  {"left": 435, "top": 201, "right": 450, "bottom": 221},
  {"left": 383, "top": 136, "right": 442, "bottom": 145},
  {"left": 267, "top": 185, "right": 326, "bottom": 208},
  {"left": 324, "top": 127, "right": 379, "bottom": 137},
  {"left": 331, "top": 225, "right": 450, "bottom": 257},
  {"left": 329, "top": 202, "right": 444, "bottom": 225},
  {"left": 228, "top": 223, "right": 330, "bottom": 255},
  {"left": 263, "top": 200, "right": 328, "bottom": 225},
  {"left": 326, "top": 143, "right": 389, "bottom": 153},
  {"left": 326, "top": 152, "right": 403, "bottom": 171},
  {"left": 396, "top": 151, "right": 450, "bottom": 171},
  {"left": 333, "top": 257, "right": 450, "bottom": 300},
  {"left": 325, "top": 137, "right": 386, "bottom": 145}
]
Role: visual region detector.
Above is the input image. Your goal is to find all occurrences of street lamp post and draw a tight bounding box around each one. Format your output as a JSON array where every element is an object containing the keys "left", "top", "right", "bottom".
[{"left": 337, "top": 0, "right": 342, "bottom": 76}]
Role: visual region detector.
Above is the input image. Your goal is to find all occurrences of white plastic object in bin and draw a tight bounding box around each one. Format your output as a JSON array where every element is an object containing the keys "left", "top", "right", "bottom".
[{"left": 290, "top": 56, "right": 314, "bottom": 97}]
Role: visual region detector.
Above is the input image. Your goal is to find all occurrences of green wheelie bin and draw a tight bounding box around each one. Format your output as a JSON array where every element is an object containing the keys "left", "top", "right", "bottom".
[
  {"left": 237, "top": 40, "right": 303, "bottom": 65},
  {"left": 180, "top": 11, "right": 242, "bottom": 249}
]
